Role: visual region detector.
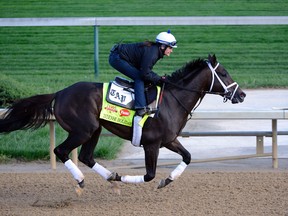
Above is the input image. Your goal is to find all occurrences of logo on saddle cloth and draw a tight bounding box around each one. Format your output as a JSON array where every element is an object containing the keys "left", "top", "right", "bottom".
[{"left": 100, "top": 79, "right": 160, "bottom": 127}]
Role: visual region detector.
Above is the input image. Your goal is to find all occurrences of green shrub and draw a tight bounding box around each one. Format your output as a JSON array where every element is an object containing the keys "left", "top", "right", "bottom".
[{"left": 0, "top": 75, "right": 33, "bottom": 107}]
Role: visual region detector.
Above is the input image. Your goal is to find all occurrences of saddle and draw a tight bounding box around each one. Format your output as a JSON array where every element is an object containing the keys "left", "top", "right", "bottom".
[{"left": 106, "top": 77, "right": 158, "bottom": 109}]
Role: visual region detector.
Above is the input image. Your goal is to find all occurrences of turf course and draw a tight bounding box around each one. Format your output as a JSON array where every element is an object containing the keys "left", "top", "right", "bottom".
[{"left": 0, "top": 0, "right": 287, "bottom": 161}]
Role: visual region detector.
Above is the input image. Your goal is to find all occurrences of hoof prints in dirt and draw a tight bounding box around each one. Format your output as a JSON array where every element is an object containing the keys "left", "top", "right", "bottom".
[{"left": 31, "top": 199, "right": 72, "bottom": 209}]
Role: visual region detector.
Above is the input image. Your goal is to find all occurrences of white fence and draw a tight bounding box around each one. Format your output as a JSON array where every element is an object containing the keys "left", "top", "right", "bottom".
[
  {"left": 1, "top": 16, "right": 288, "bottom": 26},
  {"left": 1, "top": 109, "right": 287, "bottom": 169}
]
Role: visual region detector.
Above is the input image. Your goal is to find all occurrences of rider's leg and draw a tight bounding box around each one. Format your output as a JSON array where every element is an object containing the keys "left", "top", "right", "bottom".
[
  {"left": 133, "top": 79, "right": 147, "bottom": 112},
  {"left": 109, "top": 52, "right": 148, "bottom": 115}
]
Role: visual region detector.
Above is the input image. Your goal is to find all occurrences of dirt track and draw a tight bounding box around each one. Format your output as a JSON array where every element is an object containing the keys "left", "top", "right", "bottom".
[{"left": 1, "top": 161, "right": 288, "bottom": 216}]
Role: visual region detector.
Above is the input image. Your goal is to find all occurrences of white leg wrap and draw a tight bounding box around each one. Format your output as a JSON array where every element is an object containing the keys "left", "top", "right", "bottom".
[
  {"left": 121, "top": 175, "right": 145, "bottom": 184},
  {"left": 132, "top": 116, "right": 142, "bottom": 147},
  {"left": 169, "top": 161, "right": 187, "bottom": 181},
  {"left": 64, "top": 159, "right": 84, "bottom": 183},
  {"left": 92, "top": 163, "right": 112, "bottom": 180}
]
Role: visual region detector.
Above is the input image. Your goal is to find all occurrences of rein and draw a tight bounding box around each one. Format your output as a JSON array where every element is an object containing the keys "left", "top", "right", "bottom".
[{"left": 167, "top": 88, "right": 204, "bottom": 119}]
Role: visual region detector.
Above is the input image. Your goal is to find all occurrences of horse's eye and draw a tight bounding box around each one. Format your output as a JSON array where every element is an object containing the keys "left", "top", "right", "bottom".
[{"left": 218, "top": 70, "right": 227, "bottom": 77}]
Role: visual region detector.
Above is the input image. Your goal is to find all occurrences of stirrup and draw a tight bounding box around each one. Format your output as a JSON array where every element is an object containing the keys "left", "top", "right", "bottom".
[{"left": 136, "top": 107, "right": 157, "bottom": 116}]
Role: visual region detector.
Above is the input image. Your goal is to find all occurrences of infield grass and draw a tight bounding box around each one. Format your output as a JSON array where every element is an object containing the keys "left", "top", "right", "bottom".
[{"left": 0, "top": 0, "right": 287, "bottom": 161}]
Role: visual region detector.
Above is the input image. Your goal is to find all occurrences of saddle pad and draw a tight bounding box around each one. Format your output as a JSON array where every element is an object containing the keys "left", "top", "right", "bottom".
[
  {"left": 100, "top": 83, "right": 135, "bottom": 127},
  {"left": 100, "top": 83, "right": 161, "bottom": 127}
]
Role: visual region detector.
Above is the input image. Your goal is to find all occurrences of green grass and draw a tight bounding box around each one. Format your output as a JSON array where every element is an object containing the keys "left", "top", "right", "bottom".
[
  {"left": 1, "top": 25, "right": 287, "bottom": 91},
  {"left": 0, "top": 124, "right": 121, "bottom": 161},
  {"left": 0, "top": 0, "right": 287, "bottom": 161},
  {"left": 1, "top": 0, "right": 287, "bottom": 17}
]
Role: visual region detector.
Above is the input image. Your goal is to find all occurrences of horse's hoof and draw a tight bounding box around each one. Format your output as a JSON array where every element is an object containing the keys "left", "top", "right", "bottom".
[
  {"left": 107, "top": 172, "right": 120, "bottom": 181},
  {"left": 158, "top": 178, "right": 173, "bottom": 189},
  {"left": 78, "top": 180, "right": 85, "bottom": 188},
  {"left": 107, "top": 172, "right": 116, "bottom": 181},
  {"left": 158, "top": 179, "right": 166, "bottom": 189}
]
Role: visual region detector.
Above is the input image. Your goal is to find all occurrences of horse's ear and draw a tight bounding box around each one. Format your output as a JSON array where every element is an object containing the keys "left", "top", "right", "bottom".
[{"left": 208, "top": 54, "right": 217, "bottom": 66}]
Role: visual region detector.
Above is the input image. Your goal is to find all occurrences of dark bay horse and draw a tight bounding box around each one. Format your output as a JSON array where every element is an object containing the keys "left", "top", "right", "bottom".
[{"left": 0, "top": 54, "right": 245, "bottom": 190}]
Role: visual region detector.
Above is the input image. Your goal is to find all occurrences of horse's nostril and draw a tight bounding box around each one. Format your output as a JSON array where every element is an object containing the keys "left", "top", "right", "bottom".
[{"left": 240, "top": 92, "right": 246, "bottom": 98}]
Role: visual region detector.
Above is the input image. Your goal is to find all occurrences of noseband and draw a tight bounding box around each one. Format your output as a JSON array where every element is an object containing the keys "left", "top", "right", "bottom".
[{"left": 207, "top": 62, "right": 239, "bottom": 102}]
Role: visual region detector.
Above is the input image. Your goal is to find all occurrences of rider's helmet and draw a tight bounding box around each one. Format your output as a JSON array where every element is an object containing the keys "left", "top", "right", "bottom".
[{"left": 155, "top": 30, "right": 177, "bottom": 48}]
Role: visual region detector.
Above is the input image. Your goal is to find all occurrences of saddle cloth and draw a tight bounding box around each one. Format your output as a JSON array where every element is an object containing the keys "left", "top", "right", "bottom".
[{"left": 100, "top": 77, "right": 160, "bottom": 127}]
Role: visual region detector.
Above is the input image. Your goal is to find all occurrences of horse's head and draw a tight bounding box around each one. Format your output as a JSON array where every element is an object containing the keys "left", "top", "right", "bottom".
[{"left": 207, "top": 54, "right": 246, "bottom": 104}]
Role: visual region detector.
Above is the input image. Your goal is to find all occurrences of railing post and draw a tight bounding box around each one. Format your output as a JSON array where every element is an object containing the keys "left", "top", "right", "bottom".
[
  {"left": 49, "top": 120, "right": 56, "bottom": 169},
  {"left": 256, "top": 136, "right": 264, "bottom": 154},
  {"left": 94, "top": 25, "right": 99, "bottom": 77},
  {"left": 272, "top": 119, "right": 278, "bottom": 168}
]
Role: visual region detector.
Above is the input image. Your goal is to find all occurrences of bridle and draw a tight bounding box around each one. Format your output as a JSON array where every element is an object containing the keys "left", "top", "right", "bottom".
[
  {"left": 206, "top": 61, "right": 239, "bottom": 102},
  {"left": 165, "top": 61, "right": 239, "bottom": 102},
  {"left": 164, "top": 60, "right": 240, "bottom": 118}
]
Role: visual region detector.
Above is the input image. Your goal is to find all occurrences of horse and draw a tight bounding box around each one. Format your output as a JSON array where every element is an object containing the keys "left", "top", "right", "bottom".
[{"left": 0, "top": 54, "right": 246, "bottom": 191}]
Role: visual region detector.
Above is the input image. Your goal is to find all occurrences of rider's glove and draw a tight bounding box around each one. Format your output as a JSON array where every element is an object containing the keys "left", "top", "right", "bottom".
[{"left": 160, "top": 76, "right": 167, "bottom": 82}]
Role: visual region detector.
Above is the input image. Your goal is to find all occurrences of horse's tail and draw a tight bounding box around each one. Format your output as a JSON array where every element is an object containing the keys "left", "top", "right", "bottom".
[{"left": 0, "top": 93, "right": 56, "bottom": 133}]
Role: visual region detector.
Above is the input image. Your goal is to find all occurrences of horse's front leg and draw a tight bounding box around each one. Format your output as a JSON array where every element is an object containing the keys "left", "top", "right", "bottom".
[
  {"left": 108, "top": 144, "right": 159, "bottom": 184},
  {"left": 158, "top": 138, "right": 191, "bottom": 189}
]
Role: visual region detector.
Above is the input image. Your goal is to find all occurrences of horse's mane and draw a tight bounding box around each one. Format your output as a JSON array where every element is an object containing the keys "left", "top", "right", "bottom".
[{"left": 167, "top": 58, "right": 207, "bottom": 83}]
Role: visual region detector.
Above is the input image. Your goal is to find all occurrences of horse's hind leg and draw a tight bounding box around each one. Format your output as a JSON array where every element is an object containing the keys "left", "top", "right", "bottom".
[
  {"left": 54, "top": 133, "right": 93, "bottom": 186},
  {"left": 78, "top": 127, "right": 113, "bottom": 180}
]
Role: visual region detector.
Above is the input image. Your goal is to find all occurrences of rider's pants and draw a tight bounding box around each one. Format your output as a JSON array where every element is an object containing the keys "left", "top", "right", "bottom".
[{"left": 109, "top": 50, "right": 146, "bottom": 109}]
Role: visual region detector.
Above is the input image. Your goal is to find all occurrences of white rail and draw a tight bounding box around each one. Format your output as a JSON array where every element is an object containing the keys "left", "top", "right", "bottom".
[{"left": 1, "top": 16, "right": 288, "bottom": 26}]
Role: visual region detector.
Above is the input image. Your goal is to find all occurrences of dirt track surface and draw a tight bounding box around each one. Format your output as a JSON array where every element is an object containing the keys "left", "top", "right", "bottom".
[{"left": 1, "top": 161, "right": 288, "bottom": 216}]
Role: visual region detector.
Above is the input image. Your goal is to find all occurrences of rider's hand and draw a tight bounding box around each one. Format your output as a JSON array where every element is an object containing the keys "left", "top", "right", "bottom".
[
  {"left": 160, "top": 76, "right": 167, "bottom": 83},
  {"left": 156, "top": 76, "right": 167, "bottom": 85}
]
